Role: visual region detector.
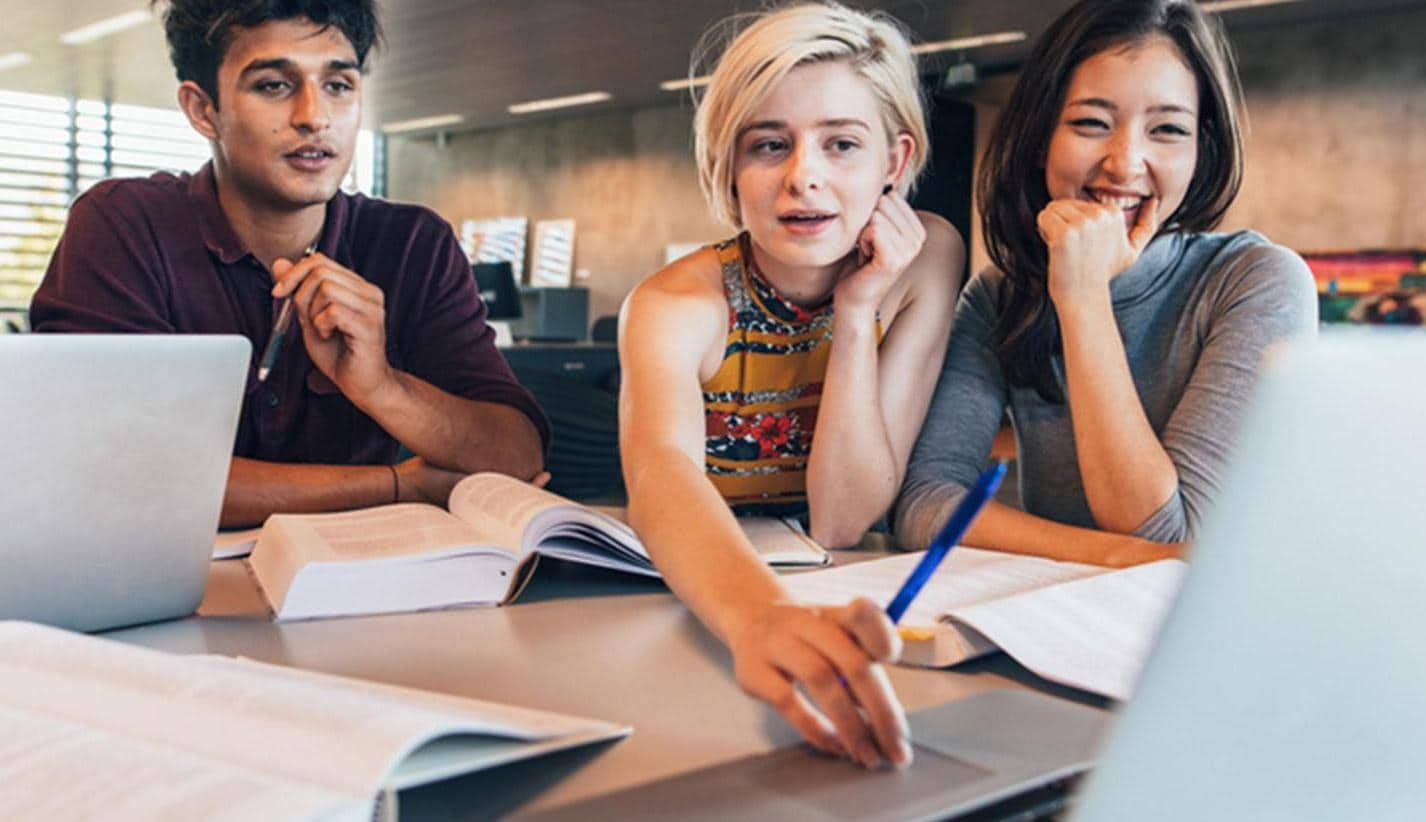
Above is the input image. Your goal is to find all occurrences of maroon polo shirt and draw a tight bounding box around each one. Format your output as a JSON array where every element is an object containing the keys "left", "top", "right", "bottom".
[{"left": 31, "top": 162, "right": 549, "bottom": 466}]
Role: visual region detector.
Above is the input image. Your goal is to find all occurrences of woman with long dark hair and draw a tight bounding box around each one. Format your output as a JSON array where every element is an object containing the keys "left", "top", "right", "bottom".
[{"left": 896, "top": 0, "right": 1316, "bottom": 565}]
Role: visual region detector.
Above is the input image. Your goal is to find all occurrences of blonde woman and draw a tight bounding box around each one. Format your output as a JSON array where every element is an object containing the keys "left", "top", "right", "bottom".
[{"left": 619, "top": 3, "right": 963, "bottom": 768}]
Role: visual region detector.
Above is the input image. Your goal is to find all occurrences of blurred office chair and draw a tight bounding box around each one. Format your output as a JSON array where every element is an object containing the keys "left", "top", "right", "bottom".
[
  {"left": 517, "top": 369, "right": 623, "bottom": 502},
  {"left": 590, "top": 314, "right": 618, "bottom": 344}
]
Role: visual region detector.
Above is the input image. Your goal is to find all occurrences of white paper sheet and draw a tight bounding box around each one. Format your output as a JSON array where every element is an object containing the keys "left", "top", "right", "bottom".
[
  {"left": 951, "top": 560, "right": 1186, "bottom": 700},
  {"left": 783, "top": 548, "right": 1105, "bottom": 629},
  {"left": 783, "top": 549, "right": 1187, "bottom": 699}
]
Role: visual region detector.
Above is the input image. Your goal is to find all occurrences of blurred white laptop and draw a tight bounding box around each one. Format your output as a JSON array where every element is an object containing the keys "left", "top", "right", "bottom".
[
  {"left": 0, "top": 334, "right": 248, "bottom": 632},
  {"left": 1074, "top": 330, "right": 1426, "bottom": 820}
]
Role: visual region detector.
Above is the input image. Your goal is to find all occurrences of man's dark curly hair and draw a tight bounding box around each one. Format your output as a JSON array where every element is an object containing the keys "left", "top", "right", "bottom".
[{"left": 152, "top": 0, "right": 382, "bottom": 105}]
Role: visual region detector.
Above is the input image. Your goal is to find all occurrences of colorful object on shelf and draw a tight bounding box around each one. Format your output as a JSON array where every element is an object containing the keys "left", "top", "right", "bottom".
[{"left": 1300, "top": 249, "right": 1426, "bottom": 324}]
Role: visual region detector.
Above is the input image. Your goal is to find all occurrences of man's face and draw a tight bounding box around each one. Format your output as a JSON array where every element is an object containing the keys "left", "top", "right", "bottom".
[{"left": 196, "top": 18, "right": 362, "bottom": 212}]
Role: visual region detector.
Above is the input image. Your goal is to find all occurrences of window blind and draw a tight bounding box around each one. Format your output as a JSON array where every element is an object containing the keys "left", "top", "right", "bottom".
[{"left": 0, "top": 88, "right": 380, "bottom": 308}]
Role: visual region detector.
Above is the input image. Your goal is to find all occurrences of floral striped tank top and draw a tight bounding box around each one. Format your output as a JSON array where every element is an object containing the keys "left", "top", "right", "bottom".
[{"left": 702, "top": 234, "right": 874, "bottom": 518}]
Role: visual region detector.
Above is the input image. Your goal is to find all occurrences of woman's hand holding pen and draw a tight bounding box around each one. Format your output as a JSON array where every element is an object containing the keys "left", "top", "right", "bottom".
[
  {"left": 725, "top": 597, "right": 911, "bottom": 769},
  {"left": 833, "top": 187, "right": 925, "bottom": 321},
  {"left": 270, "top": 252, "right": 394, "bottom": 406},
  {"left": 1038, "top": 195, "right": 1159, "bottom": 311}
]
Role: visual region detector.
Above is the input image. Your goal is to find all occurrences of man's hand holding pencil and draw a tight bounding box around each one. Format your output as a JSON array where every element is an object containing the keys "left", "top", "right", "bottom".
[{"left": 269, "top": 251, "right": 395, "bottom": 406}]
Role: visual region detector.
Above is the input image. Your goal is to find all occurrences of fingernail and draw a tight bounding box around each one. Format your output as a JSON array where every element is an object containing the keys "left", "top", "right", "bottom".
[
  {"left": 881, "top": 184, "right": 893, "bottom": 195},
  {"left": 894, "top": 741, "right": 914, "bottom": 768}
]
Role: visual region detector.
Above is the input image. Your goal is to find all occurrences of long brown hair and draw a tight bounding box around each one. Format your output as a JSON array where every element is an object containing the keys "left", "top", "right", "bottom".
[{"left": 977, "top": 0, "right": 1244, "bottom": 401}]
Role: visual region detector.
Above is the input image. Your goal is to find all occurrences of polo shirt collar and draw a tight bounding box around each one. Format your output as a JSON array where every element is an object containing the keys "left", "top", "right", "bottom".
[
  {"left": 188, "top": 160, "right": 350, "bottom": 266},
  {"left": 189, "top": 162, "right": 248, "bottom": 265},
  {"left": 318, "top": 185, "right": 349, "bottom": 261}
]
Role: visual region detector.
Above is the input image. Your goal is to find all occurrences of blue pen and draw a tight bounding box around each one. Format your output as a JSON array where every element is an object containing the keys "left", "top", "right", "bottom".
[{"left": 885, "top": 460, "right": 1008, "bottom": 623}]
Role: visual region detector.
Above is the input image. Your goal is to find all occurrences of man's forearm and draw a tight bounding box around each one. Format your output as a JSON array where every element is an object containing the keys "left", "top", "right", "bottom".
[
  {"left": 222, "top": 457, "right": 397, "bottom": 528},
  {"left": 358, "top": 370, "right": 544, "bottom": 479}
]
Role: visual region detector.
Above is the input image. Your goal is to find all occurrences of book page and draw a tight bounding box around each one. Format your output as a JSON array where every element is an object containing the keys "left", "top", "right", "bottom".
[
  {"left": 0, "top": 704, "right": 365, "bottom": 821},
  {"left": 737, "top": 517, "right": 829, "bottom": 566},
  {"left": 448, "top": 473, "right": 571, "bottom": 547},
  {"left": 250, "top": 503, "right": 520, "bottom": 620},
  {"left": 212, "top": 527, "right": 261, "bottom": 560},
  {"left": 948, "top": 559, "right": 1187, "bottom": 701},
  {"left": 586, "top": 504, "right": 627, "bottom": 522},
  {"left": 782, "top": 548, "right": 1106, "bottom": 630},
  {"left": 588, "top": 506, "right": 827, "bottom": 566},
  {"left": 0, "top": 622, "right": 624, "bottom": 809},
  {"left": 268, "top": 504, "right": 491, "bottom": 563}
]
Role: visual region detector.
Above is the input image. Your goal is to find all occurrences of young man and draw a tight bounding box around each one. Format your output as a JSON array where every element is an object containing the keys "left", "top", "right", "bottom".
[{"left": 30, "top": 0, "right": 548, "bottom": 527}]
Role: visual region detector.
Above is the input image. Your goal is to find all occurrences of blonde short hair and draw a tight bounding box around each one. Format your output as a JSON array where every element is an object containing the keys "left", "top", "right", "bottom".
[{"left": 692, "top": 2, "right": 929, "bottom": 229}]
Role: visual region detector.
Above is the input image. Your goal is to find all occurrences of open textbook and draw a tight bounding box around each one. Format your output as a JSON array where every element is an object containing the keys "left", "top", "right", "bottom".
[
  {"left": 213, "top": 527, "right": 261, "bottom": 559},
  {"left": 248, "top": 472, "right": 829, "bottom": 620},
  {"left": 782, "top": 548, "right": 1187, "bottom": 701},
  {"left": 0, "top": 621, "right": 627, "bottom": 821}
]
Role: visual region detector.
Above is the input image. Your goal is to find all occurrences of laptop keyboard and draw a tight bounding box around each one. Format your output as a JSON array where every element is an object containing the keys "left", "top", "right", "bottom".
[{"left": 955, "top": 775, "right": 1080, "bottom": 821}]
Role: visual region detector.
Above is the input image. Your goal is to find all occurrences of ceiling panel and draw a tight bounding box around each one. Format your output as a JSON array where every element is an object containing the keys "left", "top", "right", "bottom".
[{"left": 0, "top": 0, "right": 1422, "bottom": 130}]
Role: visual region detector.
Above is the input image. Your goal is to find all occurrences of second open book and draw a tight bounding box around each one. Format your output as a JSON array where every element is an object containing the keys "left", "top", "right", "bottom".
[
  {"left": 782, "top": 548, "right": 1187, "bottom": 701},
  {"left": 249, "top": 472, "right": 829, "bottom": 621},
  {"left": 1, "top": 622, "right": 626, "bottom": 821}
]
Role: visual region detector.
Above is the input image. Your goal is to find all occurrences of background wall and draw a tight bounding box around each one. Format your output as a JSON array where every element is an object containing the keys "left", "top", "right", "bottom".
[
  {"left": 388, "top": 6, "right": 1426, "bottom": 321},
  {"left": 1223, "top": 6, "right": 1426, "bottom": 251},
  {"left": 388, "top": 104, "right": 723, "bottom": 326}
]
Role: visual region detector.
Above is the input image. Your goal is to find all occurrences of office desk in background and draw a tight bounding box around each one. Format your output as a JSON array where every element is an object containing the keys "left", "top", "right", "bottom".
[
  {"left": 104, "top": 545, "right": 1102, "bottom": 819},
  {"left": 501, "top": 341, "right": 623, "bottom": 501},
  {"left": 510, "top": 287, "right": 590, "bottom": 343},
  {"left": 499, "top": 341, "right": 618, "bottom": 391}
]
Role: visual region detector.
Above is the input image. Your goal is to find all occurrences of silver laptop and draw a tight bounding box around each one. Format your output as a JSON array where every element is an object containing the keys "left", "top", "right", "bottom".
[
  {"left": 0, "top": 334, "right": 248, "bottom": 632},
  {"left": 1074, "top": 330, "right": 1426, "bottom": 820},
  {"left": 525, "top": 687, "right": 1105, "bottom": 821}
]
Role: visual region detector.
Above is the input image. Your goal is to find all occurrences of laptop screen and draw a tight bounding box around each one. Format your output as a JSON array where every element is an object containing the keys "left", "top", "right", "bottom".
[
  {"left": 474, "top": 262, "right": 522, "bottom": 320},
  {"left": 1072, "top": 332, "right": 1426, "bottom": 820}
]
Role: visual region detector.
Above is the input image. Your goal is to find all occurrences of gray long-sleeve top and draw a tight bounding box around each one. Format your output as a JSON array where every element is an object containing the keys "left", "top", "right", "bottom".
[{"left": 895, "top": 230, "right": 1318, "bottom": 549}]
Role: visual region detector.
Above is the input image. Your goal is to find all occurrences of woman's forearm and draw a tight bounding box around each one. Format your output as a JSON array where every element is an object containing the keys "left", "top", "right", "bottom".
[
  {"left": 1057, "top": 294, "right": 1179, "bottom": 533},
  {"left": 625, "top": 444, "right": 786, "bottom": 643},
  {"left": 964, "top": 500, "right": 1183, "bottom": 567},
  {"left": 806, "top": 309, "right": 899, "bottom": 547}
]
